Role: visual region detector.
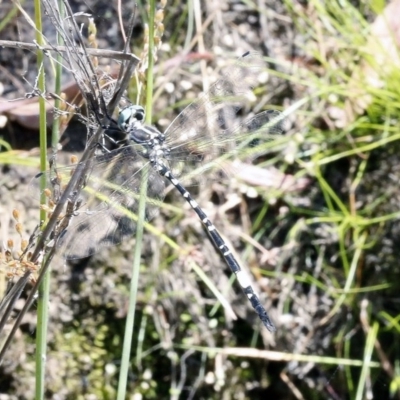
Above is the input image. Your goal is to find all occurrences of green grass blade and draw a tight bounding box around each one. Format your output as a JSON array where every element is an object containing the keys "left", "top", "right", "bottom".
[
  {"left": 117, "top": 0, "right": 157, "bottom": 398},
  {"left": 34, "top": 0, "right": 48, "bottom": 397}
]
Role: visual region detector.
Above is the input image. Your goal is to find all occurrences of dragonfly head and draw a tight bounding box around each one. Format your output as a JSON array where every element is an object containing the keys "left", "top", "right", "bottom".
[
  {"left": 118, "top": 105, "right": 146, "bottom": 132},
  {"left": 118, "top": 105, "right": 153, "bottom": 144}
]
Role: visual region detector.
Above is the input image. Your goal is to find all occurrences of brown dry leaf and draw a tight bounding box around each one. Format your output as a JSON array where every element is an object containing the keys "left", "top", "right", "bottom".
[
  {"left": 0, "top": 64, "right": 122, "bottom": 130},
  {"left": 0, "top": 80, "right": 81, "bottom": 130}
]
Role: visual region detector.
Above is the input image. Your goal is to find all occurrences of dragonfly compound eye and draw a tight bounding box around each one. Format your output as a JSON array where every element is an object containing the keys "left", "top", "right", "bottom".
[{"left": 118, "top": 105, "right": 146, "bottom": 131}]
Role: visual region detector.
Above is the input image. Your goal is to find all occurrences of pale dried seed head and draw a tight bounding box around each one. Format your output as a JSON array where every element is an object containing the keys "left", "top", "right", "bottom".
[
  {"left": 143, "top": 25, "right": 149, "bottom": 43},
  {"left": 138, "top": 70, "right": 146, "bottom": 82},
  {"left": 88, "top": 18, "right": 97, "bottom": 36},
  {"left": 12, "top": 209, "right": 20, "bottom": 221},
  {"left": 5, "top": 250, "right": 12, "bottom": 261},
  {"left": 60, "top": 114, "right": 69, "bottom": 130},
  {"left": 23, "top": 261, "right": 37, "bottom": 272},
  {"left": 44, "top": 188, "right": 52, "bottom": 198},
  {"left": 88, "top": 18, "right": 99, "bottom": 67},
  {"left": 155, "top": 9, "right": 164, "bottom": 23},
  {"left": 160, "top": 0, "right": 167, "bottom": 8},
  {"left": 138, "top": 3, "right": 166, "bottom": 78},
  {"left": 40, "top": 204, "right": 53, "bottom": 212},
  {"left": 88, "top": 33, "right": 97, "bottom": 47},
  {"left": 21, "top": 239, "right": 28, "bottom": 251},
  {"left": 98, "top": 75, "right": 106, "bottom": 89},
  {"left": 7, "top": 239, "right": 13, "bottom": 250},
  {"left": 92, "top": 57, "right": 99, "bottom": 69},
  {"left": 157, "top": 23, "right": 165, "bottom": 37},
  {"left": 15, "top": 222, "right": 23, "bottom": 235},
  {"left": 60, "top": 92, "right": 67, "bottom": 105}
]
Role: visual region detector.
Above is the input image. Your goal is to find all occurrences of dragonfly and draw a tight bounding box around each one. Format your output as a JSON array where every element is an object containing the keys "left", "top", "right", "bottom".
[{"left": 39, "top": 51, "right": 284, "bottom": 331}]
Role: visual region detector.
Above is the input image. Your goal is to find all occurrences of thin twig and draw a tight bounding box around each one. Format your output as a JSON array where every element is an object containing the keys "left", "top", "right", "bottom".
[
  {"left": 0, "top": 40, "right": 135, "bottom": 61},
  {"left": 0, "top": 0, "right": 139, "bottom": 363}
]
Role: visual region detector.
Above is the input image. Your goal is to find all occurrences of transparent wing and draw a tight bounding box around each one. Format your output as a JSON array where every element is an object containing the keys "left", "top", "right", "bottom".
[
  {"left": 163, "top": 52, "right": 285, "bottom": 180},
  {"left": 171, "top": 109, "right": 285, "bottom": 156},
  {"left": 36, "top": 147, "right": 165, "bottom": 259},
  {"left": 167, "top": 109, "right": 286, "bottom": 183},
  {"left": 165, "top": 51, "right": 265, "bottom": 146}
]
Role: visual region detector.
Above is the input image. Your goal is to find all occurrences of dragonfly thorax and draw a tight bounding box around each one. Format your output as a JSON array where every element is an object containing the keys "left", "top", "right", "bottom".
[
  {"left": 123, "top": 116, "right": 170, "bottom": 163},
  {"left": 118, "top": 105, "right": 168, "bottom": 153}
]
